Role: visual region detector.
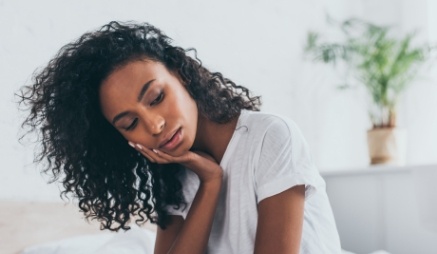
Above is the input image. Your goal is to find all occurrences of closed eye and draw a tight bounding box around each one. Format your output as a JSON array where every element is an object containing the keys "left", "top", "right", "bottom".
[
  {"left": 124, "top": 92, "right": 164, "bottom": 131},
  {"left": 151, "top": 92, "right": 164, "bottom": 106},
  {"left": 126, "top": 118, "right": 138, "bottom": 131}
]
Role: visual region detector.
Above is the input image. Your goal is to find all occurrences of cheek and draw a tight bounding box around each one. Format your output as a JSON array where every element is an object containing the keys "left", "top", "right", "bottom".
[
  {"left": 174, "top": 95, "right": 197, "bottom": 125},
  {"left": 185, "top": 99, "right": 198, "bottom": 140},
  {"left": 124, "top": 130, "right": 142, "bottom": 141}
]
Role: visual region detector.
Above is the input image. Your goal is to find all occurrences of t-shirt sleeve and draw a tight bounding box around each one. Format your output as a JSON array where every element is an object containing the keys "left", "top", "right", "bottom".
[{"left": 254, "top": 117, "right": 319, "bottom": 204}]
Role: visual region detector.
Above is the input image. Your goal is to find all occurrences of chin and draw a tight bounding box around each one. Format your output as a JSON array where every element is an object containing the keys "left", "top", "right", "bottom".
[{"left": 164, "top": 143, "right": 191, "bottom": 158}]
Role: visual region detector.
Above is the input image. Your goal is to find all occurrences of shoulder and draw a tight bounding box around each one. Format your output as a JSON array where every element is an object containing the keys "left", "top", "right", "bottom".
[
  {"left": 241, "top": 111, "right": 308, "bottom": 167},
  {"left": 245, "top": 111, "right": 317, "bottom": 173},
  {"left": 242, "top": 111, "right": 306, "bottom": 150},
  {"left": 243, "top": 110, "right": 298, "bottom": 139}
]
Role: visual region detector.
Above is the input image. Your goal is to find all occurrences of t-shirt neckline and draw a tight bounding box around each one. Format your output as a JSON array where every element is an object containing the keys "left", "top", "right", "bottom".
[{"left": 219, "top": 109, "right": 249, "bottom": 169}]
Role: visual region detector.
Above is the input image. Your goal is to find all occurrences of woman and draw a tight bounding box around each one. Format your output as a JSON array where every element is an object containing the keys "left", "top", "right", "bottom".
[{"left": 19, "top": 21, "right": 341, "bottom": 253}]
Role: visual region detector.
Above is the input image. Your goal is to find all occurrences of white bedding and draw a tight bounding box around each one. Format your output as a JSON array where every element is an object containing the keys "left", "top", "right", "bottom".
[{"left": 21, "top": 226, "right": 389, "bottom": 254}]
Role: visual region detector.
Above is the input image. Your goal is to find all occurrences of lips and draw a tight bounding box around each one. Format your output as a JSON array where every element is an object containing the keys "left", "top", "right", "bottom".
[{"left": 159, "top": 127, "right": 182, "bottom": 150}]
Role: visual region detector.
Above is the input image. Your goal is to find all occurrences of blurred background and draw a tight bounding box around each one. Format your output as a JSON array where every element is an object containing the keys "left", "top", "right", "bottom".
[{"left": 1, "top": 0, "right": 436, "bottom": 253}]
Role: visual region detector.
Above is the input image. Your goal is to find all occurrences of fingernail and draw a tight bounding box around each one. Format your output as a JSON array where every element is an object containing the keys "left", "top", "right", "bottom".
[
  {"left": 136, "top": 144, "right": 143, "bottom": 150},
  {"left": 152, "top": 149, "right": 158, "bottom": 154},
  {"left": 128, "top": 142, "right": 135, "bottom": 148}
]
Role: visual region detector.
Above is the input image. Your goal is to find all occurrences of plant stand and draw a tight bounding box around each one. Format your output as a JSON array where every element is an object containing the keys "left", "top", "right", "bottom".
[{"left": 367, "top": 128, "right": 407, "bottom": 166}]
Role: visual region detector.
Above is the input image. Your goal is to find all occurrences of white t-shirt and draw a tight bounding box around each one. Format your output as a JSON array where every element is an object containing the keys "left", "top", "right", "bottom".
[{"left": 166, "top": 110, "right": 341, "bottom": 254}]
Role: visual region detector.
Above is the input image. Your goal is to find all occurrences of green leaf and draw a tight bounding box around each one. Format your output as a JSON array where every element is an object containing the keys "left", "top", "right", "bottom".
[{"left": 303, "top": 17, "right": 432, "bottom": 126}]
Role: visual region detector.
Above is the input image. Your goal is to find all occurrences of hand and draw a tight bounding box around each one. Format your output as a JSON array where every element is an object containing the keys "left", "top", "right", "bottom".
[{"left": 129, "top": 142, "right": 223, "bottom": 184}]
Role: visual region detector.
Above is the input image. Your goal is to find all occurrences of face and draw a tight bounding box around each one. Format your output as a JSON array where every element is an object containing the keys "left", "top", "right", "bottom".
[{"left": 99, "top": 59, "right": 198, "bottom": 156}]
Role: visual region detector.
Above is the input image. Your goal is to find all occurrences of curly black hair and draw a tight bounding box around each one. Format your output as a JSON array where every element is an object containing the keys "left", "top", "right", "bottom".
[{"left": 18, "top": 21, "right": 261, "bottom": 231}]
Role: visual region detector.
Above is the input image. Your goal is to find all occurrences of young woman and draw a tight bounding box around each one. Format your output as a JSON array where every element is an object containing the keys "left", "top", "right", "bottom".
[{"left": 19, "top": 21, "right": 341, "bottom": 253}]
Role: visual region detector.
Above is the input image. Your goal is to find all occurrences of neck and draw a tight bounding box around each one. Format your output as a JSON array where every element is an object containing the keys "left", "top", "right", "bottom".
[{"left": 192, "top": 114, "right": 239, "bottom": 164}]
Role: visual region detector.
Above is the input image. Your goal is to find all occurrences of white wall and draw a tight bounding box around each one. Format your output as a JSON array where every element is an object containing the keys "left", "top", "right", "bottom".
[{"left": 1, "top": 0, "right": 436, "bottom": 201}]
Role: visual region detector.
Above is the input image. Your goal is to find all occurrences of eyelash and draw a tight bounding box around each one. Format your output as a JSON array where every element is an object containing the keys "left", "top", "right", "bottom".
[
  {"left": 126, "top": 119, "right": 138, "bottom": 131},
  {"left": 151, "top": 92, "right": 164, "bottom": 106},
  {"left": 125, "top": 92, "right": 164, "bottom": 131}
]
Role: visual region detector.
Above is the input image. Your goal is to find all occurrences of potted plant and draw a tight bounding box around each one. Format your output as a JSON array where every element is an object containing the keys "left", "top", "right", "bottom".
[{"left": 304, "top": 18, "right": 433, "bottom": 165}]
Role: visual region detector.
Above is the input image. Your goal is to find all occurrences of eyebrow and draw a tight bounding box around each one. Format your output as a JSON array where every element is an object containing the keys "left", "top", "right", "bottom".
[{"left": 111, "top": 79, "right": 155, "bottom": 125}]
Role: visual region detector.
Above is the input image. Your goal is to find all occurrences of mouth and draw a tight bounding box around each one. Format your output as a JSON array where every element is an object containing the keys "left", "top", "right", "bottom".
[{"left": 159, "top": 127, "right": 183, "bottom": 151}]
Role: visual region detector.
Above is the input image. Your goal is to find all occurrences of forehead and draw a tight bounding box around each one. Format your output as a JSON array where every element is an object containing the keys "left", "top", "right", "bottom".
[
  {"left": 98, "top": 60, "right": 169, "bottom": 117},
  {"left": 100, "top": 60, "right": 171, "bottom": 99},
  {"left": 102, "top": 60, "right": 165, "bottom": 90}
]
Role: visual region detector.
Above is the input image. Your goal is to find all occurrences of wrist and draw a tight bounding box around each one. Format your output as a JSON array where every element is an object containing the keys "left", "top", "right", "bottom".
[
  {"left": 200, "top": 176, "right": 223, "bottom": 191},
  {"left": 200, "top": 163, "right": 224, "bottom": 183},
  {"left": 182, "top": 152, "right": 223, "bottom": 183}
]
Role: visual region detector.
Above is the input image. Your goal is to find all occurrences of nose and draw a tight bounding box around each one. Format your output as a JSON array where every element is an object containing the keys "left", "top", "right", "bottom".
[{"left": 142, "top": 112, "right": 165, "bottom": 136}]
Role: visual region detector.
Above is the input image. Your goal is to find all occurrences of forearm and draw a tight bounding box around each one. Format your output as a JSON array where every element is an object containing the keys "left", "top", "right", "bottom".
[
  {"left": 167, "top": 179, "right": 222, "bottom": 254},
  {"left": 143, "top": 150, "right": 222, "bottom": 254},
  {"left": 254, "top": 185, "right": 305, "bottom": 254}
]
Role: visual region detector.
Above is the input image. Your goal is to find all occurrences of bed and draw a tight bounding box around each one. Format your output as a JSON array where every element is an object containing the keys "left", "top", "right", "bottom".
[
  {"left": 0, "top": 200, "right": 157, "bottom": 254},
  {"left": 1, "top": 200, "right": 377, "bottom": 254}
]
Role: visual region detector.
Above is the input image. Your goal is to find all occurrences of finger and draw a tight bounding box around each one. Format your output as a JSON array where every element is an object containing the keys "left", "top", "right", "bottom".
[
  {"left": 129, "top": 142, "right": 158, "bottom": 163},
  {"left": 138, "top": 145, "right": 161, "bottom": 163},
  {"left": 138, "top": 146, "right": 158, "bottom": 163},
  {"left": 150, "top": 148, "right": 176, "bottom": 163},
  {"left": 152, "top": 149, "right": 189, "bottom": 164},
  {"left": 136, "top": 144, "right": 171, "bottom": 164}
]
